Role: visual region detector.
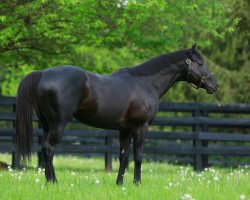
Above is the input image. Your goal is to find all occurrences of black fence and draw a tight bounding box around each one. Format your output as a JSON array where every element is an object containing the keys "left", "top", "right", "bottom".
[{"left": 0, "top": 96, "right": 250, "bottom": 171}]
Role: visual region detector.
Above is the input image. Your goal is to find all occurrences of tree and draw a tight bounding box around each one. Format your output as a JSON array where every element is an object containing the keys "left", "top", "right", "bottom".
[
  {"left": 0, "top": 0, "right": 240, "bottom": 101},
  {"left": 0, "top": 0, "right": 235, "bottom": 68}
]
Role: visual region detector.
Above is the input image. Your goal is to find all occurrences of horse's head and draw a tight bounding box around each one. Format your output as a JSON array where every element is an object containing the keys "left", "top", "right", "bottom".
[{"left": 185, "top": 44, "right": 218, "bottom": 94}]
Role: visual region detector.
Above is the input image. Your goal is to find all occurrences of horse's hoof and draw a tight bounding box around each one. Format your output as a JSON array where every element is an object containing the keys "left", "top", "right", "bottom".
[
  {"left": 116, "top": 180, "right": 123, "bottom": 186},
  {"left": 46, "top": 178, "right": 57, "bottom": 184},
  {"left": 133, "top": 180, "right": 141, "bottom": 186}
]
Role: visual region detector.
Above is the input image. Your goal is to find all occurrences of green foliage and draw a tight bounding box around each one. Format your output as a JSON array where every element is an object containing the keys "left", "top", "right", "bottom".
[
  {"left": 230, "top": 64, "right": 250, "bottom": 103},
  {"left": 0, "top": 0, "right": 234, "bottom": 67},
  {"left": 205, "top": 0, "right": 249, "bottom": 71},
  {"left": 1, "top": 65, "right": 34, "bottom": 96},
  {"left": 70, "top": 46, "right": 140, "bottom": 74},
  {"left": 0, "top": 0, "right": 248, "bottom": 103},
  {"left": 203, "top": 0, "right": 250, "bottom": 103}
]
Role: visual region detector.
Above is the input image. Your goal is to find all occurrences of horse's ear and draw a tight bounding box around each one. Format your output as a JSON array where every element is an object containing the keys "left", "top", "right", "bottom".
[{"left": 191, "top": 43, "right": 196, "bottom": 52}]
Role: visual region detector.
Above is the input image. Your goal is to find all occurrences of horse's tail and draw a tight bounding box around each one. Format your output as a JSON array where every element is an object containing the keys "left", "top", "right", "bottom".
[{"left": 15, "top": 71, "right": 43, "bottom": 164}]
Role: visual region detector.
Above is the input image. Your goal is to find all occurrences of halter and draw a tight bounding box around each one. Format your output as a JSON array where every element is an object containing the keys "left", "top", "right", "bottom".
[{"left": 186, "top": 59, "right": 214, "bottom": 89}]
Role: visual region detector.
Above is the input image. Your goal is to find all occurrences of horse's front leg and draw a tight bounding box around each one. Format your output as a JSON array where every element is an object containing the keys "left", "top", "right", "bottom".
[
  {"left": 133, "top": 124, "right": 148, "bottom": 185},
  {"left": 116, "top": 132, "right": 131, "bottom": 185}
]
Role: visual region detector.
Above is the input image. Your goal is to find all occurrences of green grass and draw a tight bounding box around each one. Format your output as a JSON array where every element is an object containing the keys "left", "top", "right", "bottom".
[{"left": 0, "top": 154, "right": 249, "bottom": 200}]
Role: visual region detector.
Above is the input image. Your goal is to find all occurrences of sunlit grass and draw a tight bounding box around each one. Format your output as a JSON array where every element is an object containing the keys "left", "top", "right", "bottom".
[{"left": 0, "top": 153, "right": 249, "bottom": 200}]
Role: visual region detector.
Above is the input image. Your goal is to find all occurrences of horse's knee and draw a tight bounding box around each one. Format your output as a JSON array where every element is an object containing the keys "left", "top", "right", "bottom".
[
  {"left": 134, "top": 156, "right": 142, "bottom": 166},
  {"left": 42, "top": 144, "right": 54, "bottom": 160},
  {"left": 119, "top": 153, "right": 129, "bottom": 163},
  {"left": 48, "top": 122, "right": 66, "bottom": 145}
]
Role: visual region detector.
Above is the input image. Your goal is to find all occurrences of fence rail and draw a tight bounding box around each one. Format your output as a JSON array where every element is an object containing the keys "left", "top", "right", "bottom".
[{"left": 0, "top": 96, "right": 250, "bottom": 171}]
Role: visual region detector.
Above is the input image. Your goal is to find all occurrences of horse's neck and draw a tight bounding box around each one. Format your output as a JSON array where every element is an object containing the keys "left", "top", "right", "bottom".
[
  {"left": 127, "top": 50, "right": 188, "bottom": 98},
  {"left": 141, "top": 67, "right": 184, "bottom": 98}
]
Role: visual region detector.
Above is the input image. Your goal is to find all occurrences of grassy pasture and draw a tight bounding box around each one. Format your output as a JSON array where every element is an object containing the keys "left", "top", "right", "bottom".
[{"left": 0, "top": 154, "right": 249, "bottom": 200}]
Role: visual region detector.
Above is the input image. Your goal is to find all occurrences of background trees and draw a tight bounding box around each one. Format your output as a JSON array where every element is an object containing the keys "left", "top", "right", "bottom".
[{"left": 0, "top": 0, "right": 248, "bottom": 103}]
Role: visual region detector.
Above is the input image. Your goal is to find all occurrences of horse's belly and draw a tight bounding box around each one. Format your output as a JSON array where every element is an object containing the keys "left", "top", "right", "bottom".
[
  {"left": 74, "top": 90, "right": 156, "bottom": 130},
  {"left": 74, "top": 109, "right": 125, "bottom": 130}
]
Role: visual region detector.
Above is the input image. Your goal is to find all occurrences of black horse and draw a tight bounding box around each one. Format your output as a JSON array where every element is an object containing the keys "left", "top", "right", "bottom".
[{"left": 15, "top": 44, "right": 218, "bottom": 185}]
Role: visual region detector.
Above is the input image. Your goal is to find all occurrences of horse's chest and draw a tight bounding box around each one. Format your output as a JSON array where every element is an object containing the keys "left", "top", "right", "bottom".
[{"left": 124, "top": 100, "right": 157, "bottom": 127}]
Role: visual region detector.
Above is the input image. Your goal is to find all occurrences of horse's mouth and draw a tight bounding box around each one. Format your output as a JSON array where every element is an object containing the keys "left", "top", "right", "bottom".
[
  {"left": 206, "top": 87, "right": 216, "bottom": 94},
  {"left": 206, "top": 89, "right": 213, "bottom": 94}
]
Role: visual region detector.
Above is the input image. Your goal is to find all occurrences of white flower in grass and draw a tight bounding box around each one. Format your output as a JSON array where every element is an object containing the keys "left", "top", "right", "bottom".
[
  {"left": 207, "top": 180, "right": 211, "bottom": 184},
  {"left": 181, "top": 193, "right": 195, "bottom": 200},
  {"left": 95, "top": 179, "right": 100, "bottom": 184},
  {"left": 213, "top": 176, "right": 219, "bottom": 181},
  {"left": 8, "top": 167, "right": 13, "bottom": 172},
  {"left": 38, "top": 168, "right": 43, "bottom": 174},
  {"left": 18, "top": 176, "right": 21, "bottom": 181},
  {"left": 35, "top": 178, "right": 40, "bottom": 183},
  {"left": 239, "top": 194, "right": 246, "bottom": 200},
  {"left": 71, "top": 172, "right": 76, "bottom": 176},
  {"left": 70, "top": 183, "right": 74, "bottom": 187},
  {"left": 168, "top": 182, "right": 173, "bottom": 187},
  {"left": 122, "top": 187, "right": 126, "bottom": 191},
  {"left": 84, "top": 175, "right": 88, "bottom": 180}
]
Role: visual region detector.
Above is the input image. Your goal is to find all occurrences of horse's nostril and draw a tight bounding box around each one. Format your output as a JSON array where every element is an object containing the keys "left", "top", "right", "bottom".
[{"left": 216, "top": 83, "right": 219, "bottom": 87}]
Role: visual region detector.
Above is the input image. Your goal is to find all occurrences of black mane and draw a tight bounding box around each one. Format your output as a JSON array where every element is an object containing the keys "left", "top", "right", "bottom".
[{"left": 127, "top": 49, "right": 188, "bottom": 77}]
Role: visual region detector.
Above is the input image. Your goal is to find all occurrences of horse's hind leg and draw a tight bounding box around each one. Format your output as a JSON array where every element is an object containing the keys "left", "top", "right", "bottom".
[
  {"left": 42, "top": 120, "right": 67, "bottom": 183},
  {"left": 37, "top": 109, "right": 49, "bottom": 169}
]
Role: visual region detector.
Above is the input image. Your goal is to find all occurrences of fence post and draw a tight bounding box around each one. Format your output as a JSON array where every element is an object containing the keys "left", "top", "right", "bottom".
[
  {"left": 192, "top": 108, "right": 203, "bottom": 171},
  {"left": 11, "top": 103, "right": 20, "bottom": 169},
  {"left": 105, "top": 134, "right": 112, "bottom": 171},
  {"left": 201, "top": 109, "right": 209, "bottom": 168}
]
